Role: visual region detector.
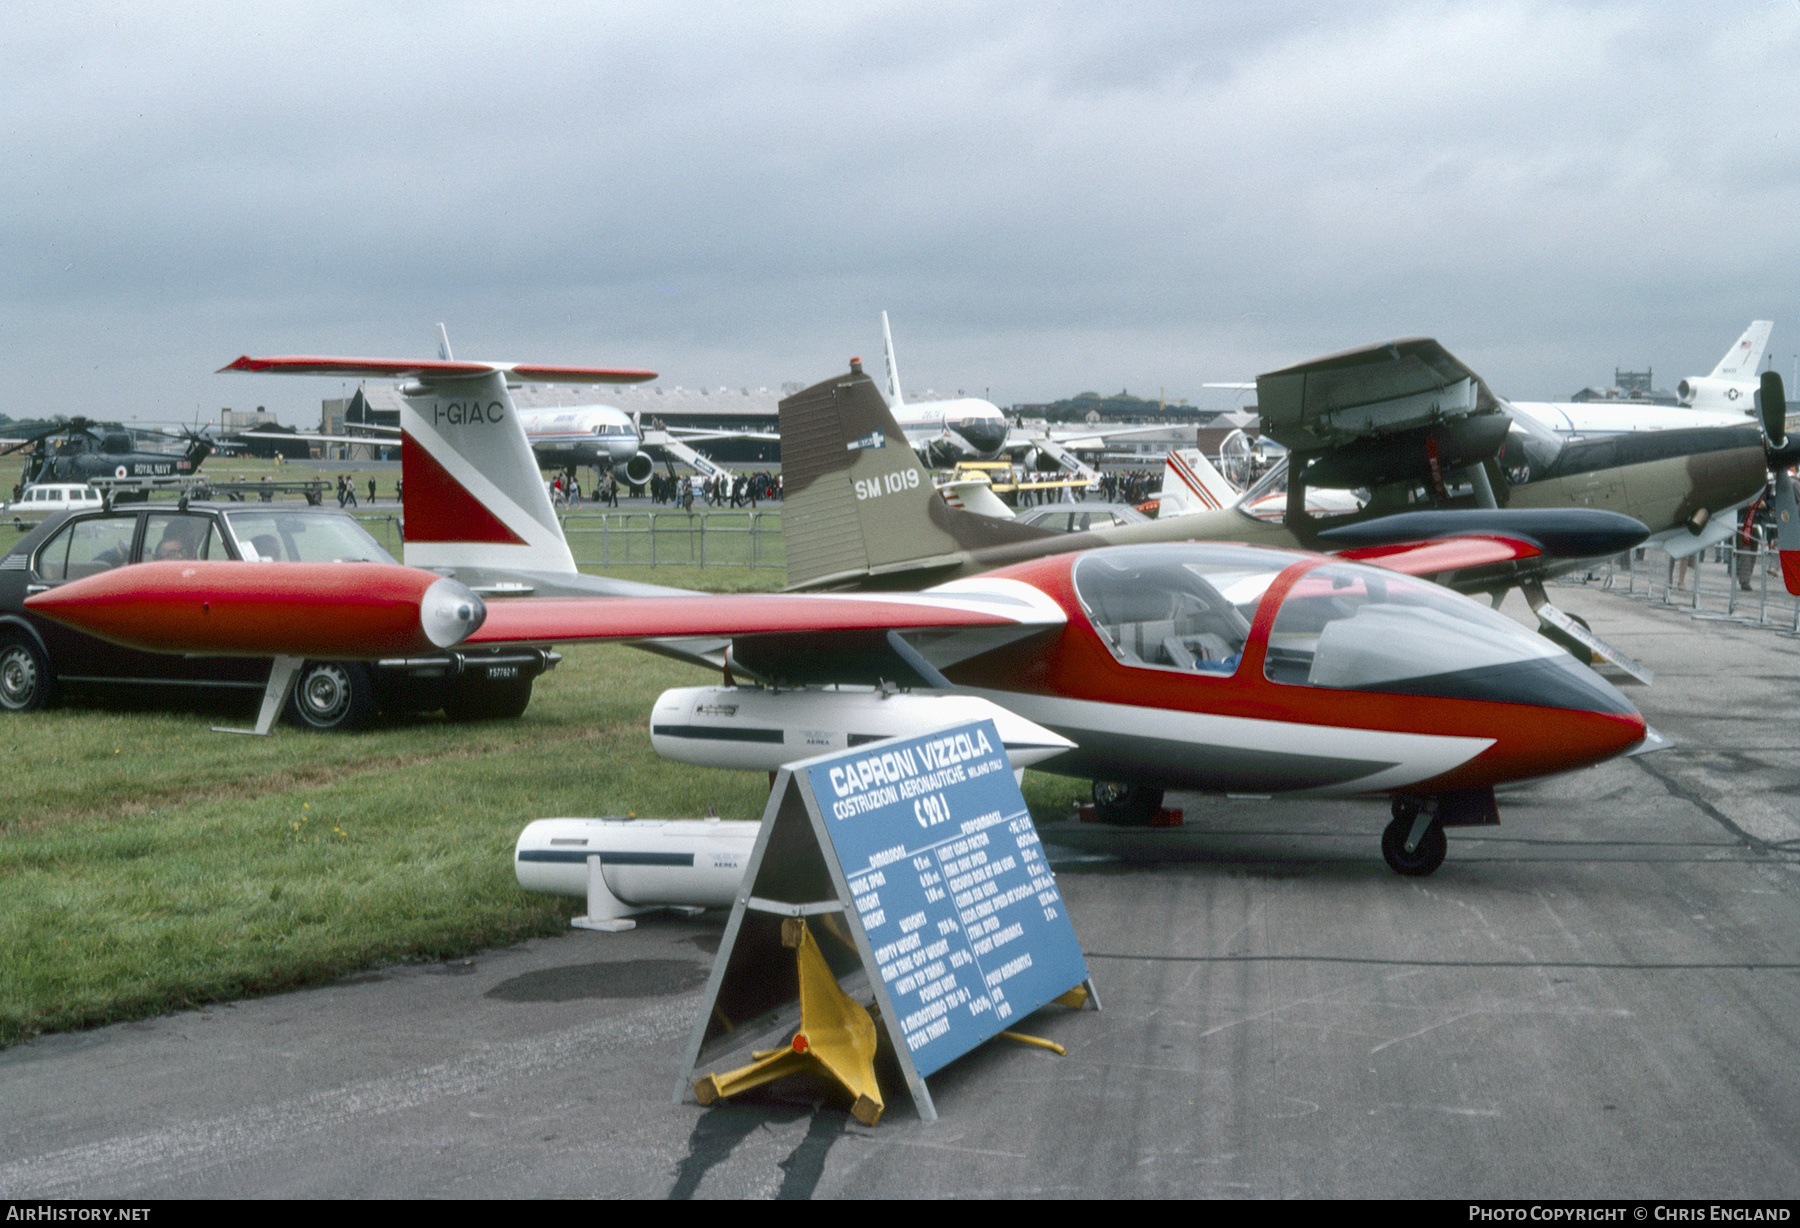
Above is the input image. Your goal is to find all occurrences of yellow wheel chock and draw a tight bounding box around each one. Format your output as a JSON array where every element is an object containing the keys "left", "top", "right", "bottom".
[{"left": 692, "top": 917, "right": 885, "bottom": 1126}]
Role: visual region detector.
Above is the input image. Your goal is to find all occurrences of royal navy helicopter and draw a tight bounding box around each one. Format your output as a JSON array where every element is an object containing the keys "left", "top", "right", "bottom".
[{"left": 3, "top": 418, "right": 212, "bottom": 497}]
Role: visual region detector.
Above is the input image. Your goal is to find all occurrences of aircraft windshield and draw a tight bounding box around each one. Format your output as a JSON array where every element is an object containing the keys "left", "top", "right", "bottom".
[
  {"left": 1498, "top": 407, "right": 1567, "bottom": 485},
  {"left": 223, "top": 511, "right": 395, "bottom": 563},
  {"left": 1236, "top": 458, "right": 1290, "bottom": 522},
  {"left": 1231, "top": 456, "right": 1370, "bottom": 522},
  {"left": 1263, "top": 561, "right": 1633, "bottom": 713},
  {"left": 1073, "top": 544, "right": 1293, "bottom": 675}
]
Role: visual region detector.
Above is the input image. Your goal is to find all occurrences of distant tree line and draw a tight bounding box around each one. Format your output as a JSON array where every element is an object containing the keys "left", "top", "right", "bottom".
[{"left": 1010, "top": 390, "right": 1203, "bottom": 423}]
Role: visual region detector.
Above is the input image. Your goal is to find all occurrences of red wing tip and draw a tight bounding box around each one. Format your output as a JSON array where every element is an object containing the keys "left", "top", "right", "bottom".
[
  {"left": 219, "top": 356, "right": 657, "bottom": 383},
  {"left": 219, "top": 355, "right": 495, "bottom": 376},
  {"left": 508, "top": 364, "right": 658, "bottom": 384}
]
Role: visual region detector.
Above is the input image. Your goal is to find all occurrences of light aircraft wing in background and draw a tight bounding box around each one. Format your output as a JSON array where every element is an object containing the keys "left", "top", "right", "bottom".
[{"left": 219, "top": 355, "right": 659, "bottom": 385}]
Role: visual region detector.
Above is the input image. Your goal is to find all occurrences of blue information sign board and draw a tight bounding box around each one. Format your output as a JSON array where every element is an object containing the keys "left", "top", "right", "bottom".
[{"left": 804, "top": 719, "right": 1091, "bottom": 1078}]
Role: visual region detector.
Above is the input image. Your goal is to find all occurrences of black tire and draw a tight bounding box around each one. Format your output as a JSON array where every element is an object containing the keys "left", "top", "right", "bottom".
[
  {"left": 1382, "top": 811, "right": 1447, "bottom": 876},
  {"left": 443, "top": 677, "right": 534, "bottom": 722},
  {"left": 1090, "top": 780, "right": 1165, "bottom": 826},
  {"left": 285, "top": 660, "right": 377, "bottom": 731},
  {"left": 0, "top": 632, "right": 53, "bottom": 713},
  {"left": 1536, "top": 611, "right": 1596, "bottom": 664}
]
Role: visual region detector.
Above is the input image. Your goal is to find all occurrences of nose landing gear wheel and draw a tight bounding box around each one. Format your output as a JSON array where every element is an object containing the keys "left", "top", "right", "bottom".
[{"left": 1382, "top": 798, "right": 1446, "bottom": 876}]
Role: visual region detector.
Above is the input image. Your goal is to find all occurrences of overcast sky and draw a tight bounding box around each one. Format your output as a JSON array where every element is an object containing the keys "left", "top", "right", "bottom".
[{"left": 5, "top": 1, "right": 1798, "bottom": 427}]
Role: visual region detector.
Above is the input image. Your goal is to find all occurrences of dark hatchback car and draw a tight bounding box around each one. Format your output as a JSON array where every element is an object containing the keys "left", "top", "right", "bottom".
[{"left": 0, "top": 502, "right": 555, "bottom": 729}]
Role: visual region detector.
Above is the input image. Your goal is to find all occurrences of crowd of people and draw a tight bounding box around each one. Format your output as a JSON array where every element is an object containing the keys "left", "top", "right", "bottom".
[
  {"left": 642, "top": 471, "right": 781, "bottom": 509},
  {"left": 1093, "top": 468, "right": 1161, "bottom": 506}
]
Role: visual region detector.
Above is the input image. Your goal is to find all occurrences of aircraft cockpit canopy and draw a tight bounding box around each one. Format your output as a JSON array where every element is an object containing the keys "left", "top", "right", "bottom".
[
  {"left": 1074, "top": 543, "right": 1634, "bottom": 716},
  {"left": 1073, "top": 544, "right": 1291, "bottom": 674},
  {"left": 1264, "top": 561, "right": 1634, "bottom": 714}
]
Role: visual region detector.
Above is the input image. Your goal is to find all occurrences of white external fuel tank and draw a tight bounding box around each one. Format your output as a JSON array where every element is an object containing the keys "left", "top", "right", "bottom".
[
  {"left": 648, "top": 686, "right": 1075, "bottom": 774},
  {"left": 514, "top": 816, "right": 760, "bottom": 932}
]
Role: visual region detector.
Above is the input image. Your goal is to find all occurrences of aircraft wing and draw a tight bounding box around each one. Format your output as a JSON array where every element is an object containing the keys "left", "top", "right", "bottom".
[
  {"left": 24, "top": 564, "right": 1066, "bottom": 659},
  {"left": 1254, "top": 338, "right": 1510, "bottom": 488},
  {"left": 1010, "top": 423, "right": 1182, "bottom": 452},
  {"left": 1332, "top": 534, "right": 1542, "bottom": 576},
  {"left": 239, "top": 426, "right": 401, "bottom": 443},
  {"left": 220, "top": 356, "right": 658, "bottom": 385},
  {"left": 465, "top": 582, "right": 1066, "bottom": 646}
]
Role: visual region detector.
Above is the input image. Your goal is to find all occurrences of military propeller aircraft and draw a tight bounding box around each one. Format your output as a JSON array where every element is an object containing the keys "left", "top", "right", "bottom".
[
  {"left": 29, "top": 357, "right": 1656, "bottom": 877},
  {"left": 783, "top": 340, "right": 1770, "bottom": 683}
]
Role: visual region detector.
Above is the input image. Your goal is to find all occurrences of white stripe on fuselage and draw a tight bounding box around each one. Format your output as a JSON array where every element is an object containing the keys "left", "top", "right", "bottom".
[{"left": 957, "top": 688, "right": 1493, "bottom": 795}]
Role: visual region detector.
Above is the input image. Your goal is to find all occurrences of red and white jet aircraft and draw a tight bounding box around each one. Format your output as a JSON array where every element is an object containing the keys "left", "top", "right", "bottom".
[{"left": 29, "top": 526, "right": 1648, "bottom": 876}]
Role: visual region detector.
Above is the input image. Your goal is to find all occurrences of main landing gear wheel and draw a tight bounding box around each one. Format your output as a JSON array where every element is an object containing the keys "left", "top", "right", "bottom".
[
  {"left": 1091, "top": 780, "right": 1164, "bottom": 826},
  {"left": 1382, "top": 797, "right": 1446, "bottom": 876},
  {"left": 1537, "top": 610, "right": 1596, "bottom": 665}
]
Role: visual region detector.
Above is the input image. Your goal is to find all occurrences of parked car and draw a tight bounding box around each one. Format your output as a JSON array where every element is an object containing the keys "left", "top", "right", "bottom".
[
  {"left": 4, "top": 483, "right": 104, "bottom": 529},
  {"left": 0, "top": 502, "right": 555, "bottom": 729}
]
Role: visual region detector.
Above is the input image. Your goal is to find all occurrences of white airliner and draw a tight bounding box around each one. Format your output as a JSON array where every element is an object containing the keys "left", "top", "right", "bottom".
[
  {"left": 880, "top": 312, "right": 1012, "bottom": 464},
  {"left": 432, "top": 326, "right": 654, "bottom": 482},
  {"left": 1510, "top": 320, "right": 1774, "bottom": 436}
]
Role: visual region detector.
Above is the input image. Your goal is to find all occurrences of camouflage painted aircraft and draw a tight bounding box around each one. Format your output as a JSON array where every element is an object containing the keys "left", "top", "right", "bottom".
[{"left": 780, "top": 341, "right": 1771, "bottom": 680}]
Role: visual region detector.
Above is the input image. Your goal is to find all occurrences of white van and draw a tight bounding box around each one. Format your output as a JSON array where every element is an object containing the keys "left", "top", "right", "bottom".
[{"left": 3, "top": 484, "right": 104, "bottom": 528}]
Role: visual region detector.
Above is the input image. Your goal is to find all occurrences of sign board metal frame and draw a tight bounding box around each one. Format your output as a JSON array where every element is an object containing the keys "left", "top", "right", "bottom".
[{"left": 674, "top": 719, "right": 1096, "bottom": 1124}]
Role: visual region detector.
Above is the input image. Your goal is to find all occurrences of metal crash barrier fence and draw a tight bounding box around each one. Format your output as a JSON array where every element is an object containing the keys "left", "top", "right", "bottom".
[
  {"left": 1561, "top": 537, "right": 1800, "bottom": 637},
  {"left": 557, "top": 509, "right": 784, "bottom": 569},
  {"left": 350, "top": 509, "right": 784, "bottom": 569}
]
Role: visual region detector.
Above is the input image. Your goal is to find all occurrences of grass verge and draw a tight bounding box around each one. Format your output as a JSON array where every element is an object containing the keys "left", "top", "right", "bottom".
[
  {"left": 0, "top": 636, "right": 770, "bottom": 1047},
  {"left": 0, "top": 562, "right": 1084, "bottom": 1048}
]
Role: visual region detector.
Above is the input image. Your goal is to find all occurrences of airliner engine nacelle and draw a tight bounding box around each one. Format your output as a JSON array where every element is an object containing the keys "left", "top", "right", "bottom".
[
  {"left": 616, "top": 454, "right": 654, "bottom": 486},
  {"left": 648, "top": 686, "right": 1075, "bottom": 774},
  {"left": 1678, "top": 376, "right": 1755, "bottom": 412}
]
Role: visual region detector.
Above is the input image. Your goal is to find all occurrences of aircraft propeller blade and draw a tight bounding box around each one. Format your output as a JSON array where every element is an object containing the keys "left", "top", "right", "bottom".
[
  {"left": 1762, "top": 369, "right": 1789, "bottom": 452},
  {"left": 1758, "top": 371, "right": 1800, "bottom": 595}
]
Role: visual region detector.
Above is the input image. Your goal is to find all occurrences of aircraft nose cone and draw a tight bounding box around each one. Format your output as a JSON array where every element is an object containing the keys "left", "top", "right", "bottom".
[
  {"left": 1465, "top": 654, "right": 1647, "bottom": 784},
  {"left": 962, "top": 418, "right": 1010, "bottom": 455},
  {"left": 1691, "top": 437, "right": 1772, "bottom": 519},
  {"left": 420, "top": 577, "right": 487, "bottom": 648}
]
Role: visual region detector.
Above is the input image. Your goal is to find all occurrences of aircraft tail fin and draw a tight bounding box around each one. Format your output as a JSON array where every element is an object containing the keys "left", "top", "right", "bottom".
[
  {"left": 781, "top": 359, "right": 961, "bottom": 587},
  {"left": 1158, "top": 447, "right": 1237, "bottom": 517},
  {"left": 880, "top": 311, "right": 905, "bottom": 407},
  {"left": 1681, "top": 321, "right": 1775, "bottom": 409},
  {"left": 399, "top": 370, "right": 578, "bottom": 576},
  {"left": 1710, "top": 320, "right": 1773, "bottom": 382},
  {"left": 780, "top": 359, "right": 1055, "bottom": 589},
  {"left": 220, "top": 339, "right": 659, "bottom": 577}
]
